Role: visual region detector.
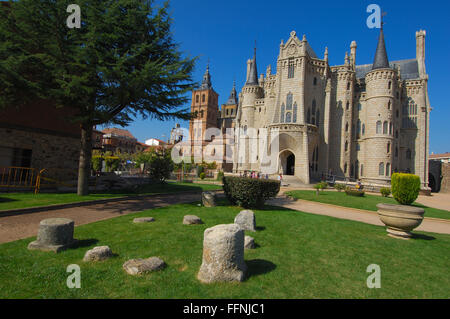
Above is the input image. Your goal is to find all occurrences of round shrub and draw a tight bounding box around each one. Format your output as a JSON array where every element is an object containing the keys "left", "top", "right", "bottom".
[
  {"left": 222, "top": 176, "right": 280, "bottom": 208},
  {"left": 391, "top": 173, "right": 421, "bottom": 205},
  {"left": 334, "top": 183, "right": 346, "bottom": 192},
  {"left": 199, "top": 172, "right": 206, "bottom": 180},
  {"left": 380, "top": 187, "right": 391, "bottom": 197}
]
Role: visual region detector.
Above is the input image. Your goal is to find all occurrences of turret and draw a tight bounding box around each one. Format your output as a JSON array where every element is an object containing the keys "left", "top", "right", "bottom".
[{"left": 364, "top": 25, "right": 396, "bottom": 184}]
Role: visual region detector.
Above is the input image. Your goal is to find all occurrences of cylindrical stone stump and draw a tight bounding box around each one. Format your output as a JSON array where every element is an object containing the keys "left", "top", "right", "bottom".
[
  {"left": 202, "top": 191, "right": 217, "bottom": 207},
  {"left": 197, "top": 224, "right": 247, "bottom": 283},
  {"left": 28, "top": 218, "right": 76, "bottom": 253}
]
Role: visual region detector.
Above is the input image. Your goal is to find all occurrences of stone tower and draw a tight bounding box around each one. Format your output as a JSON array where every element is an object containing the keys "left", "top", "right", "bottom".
[
  {"left": 189, "top": 64, "right": 219, "bottom": 161},
  {"left": 236, "top": 47, "right": 264, "bottom": 171},
  {"left": 363, "top": 25, "right": 396, "bottom": 184}
]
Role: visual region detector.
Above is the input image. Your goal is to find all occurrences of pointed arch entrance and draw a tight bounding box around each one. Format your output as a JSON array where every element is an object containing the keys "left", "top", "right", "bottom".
[{"left": 279, "top": 150, "right": 295, "bottom": 176}]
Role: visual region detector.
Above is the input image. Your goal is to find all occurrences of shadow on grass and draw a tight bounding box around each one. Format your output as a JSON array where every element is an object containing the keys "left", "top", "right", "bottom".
[
  {"left": 412, "top": 233, "right": 436, "bottom": 241},
  {"left": 70, "top": 238, "right": 99, "bottom": 250},
  {"left": 0, "top": 197, "right": 18, "bottom": 203},
  {"left": 255, "top": 226, "right": 266, "bottom": 231},
  {"left": 246, "top": 259, "right": 276, "bottom": 278}
]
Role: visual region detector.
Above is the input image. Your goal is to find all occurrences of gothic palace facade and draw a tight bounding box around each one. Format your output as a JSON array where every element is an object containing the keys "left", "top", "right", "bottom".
[{"left": 186, "top": 27, "right": 431, "bottom": 189}]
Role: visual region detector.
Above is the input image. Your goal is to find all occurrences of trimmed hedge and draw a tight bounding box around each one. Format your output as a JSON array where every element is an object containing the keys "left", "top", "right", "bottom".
[
  {"left": 391, "top": 173, "right": 421, "bottom": 205},
  {"left": 222, "top": 176, "right": 280, "bottom": 208}
]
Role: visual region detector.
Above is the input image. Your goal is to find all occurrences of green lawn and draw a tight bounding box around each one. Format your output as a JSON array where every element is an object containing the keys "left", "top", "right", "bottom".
[
  {"left": 285, "top": 190, "right": 450, "bottom": 220},
  {"left": 0, "top": 182, "right": 221, "bottom": 212},
  {"left": 0, "top": 200, "right": 448, "bottom": 298}
]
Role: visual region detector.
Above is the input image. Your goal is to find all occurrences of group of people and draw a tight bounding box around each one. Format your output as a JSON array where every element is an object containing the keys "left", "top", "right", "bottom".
[{"left": 240, "top": 171, "right": 270, "bottom": 180}]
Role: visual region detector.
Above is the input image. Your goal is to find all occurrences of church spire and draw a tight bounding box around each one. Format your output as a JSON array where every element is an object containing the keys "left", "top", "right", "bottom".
[
  {"left": 225, "top": 81, "right": 238, "bottom": 105},
  {"left": 245, "top": 43, "right": 259, "bottom": 85},
  {"left": 372, "top": 23, "right": 390, "bottom": 70},
  {"left": 200, "top": 63, "right": 212, "bottom": 90}
]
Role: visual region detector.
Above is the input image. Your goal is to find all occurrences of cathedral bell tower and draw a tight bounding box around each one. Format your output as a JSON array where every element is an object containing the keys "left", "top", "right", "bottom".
[{"left": 189, "top": 64, "right": 219, "bottom": 161}]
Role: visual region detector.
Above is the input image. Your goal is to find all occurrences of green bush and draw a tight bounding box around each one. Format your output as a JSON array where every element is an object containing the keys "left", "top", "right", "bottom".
[
  {"left": 391, "top": 173, "right": 421, "bottom": 205},
  {"left": 380, "top": 187, "right": 391, "bottom": 197},
  {"left": 222, "top": 176, "right": 280, "bottom": 208},
  {"left": 334, "top": 183, "right": 346, "bottom": 192},
  {"left": 345, "top": 188, "right": 365, "bottom": 197},
  {"left": 104, "top": 156, "right": 120, "bottom": 172},
  {"left": 199, "top": 172, "right": 206, "bottom": 180},
  {"left": 314, "top": 181, "right": 328, "bottom": 192},
  {"left": 217, "top": 171, "right": 224, "bottom": 181},
  {"left": 91, "top": 156, "right": 103, "bottom": 172}
]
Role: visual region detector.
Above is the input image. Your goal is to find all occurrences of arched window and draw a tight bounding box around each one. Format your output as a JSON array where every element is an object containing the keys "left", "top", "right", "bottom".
[
  {"left": 406, "top": 149, "right": 412, "bottom": 160},
  {"left": 345, "top": 122, "right": 349, "bottom": 132},
  {"left": 379, "top": 162, "right": 384, "bottom": 176},
  {"left": 346, "top": 101, "right": 349, "bottom": 110},
  {"left": 285, "top": 112, "right": 292, "bottom": 123},
  {"left": 389, "top": 122, "right": 393, "bottom": 135},
  {"left": 386, "top": 163, "right": 391, "bottom": 176},
  {"left": 388, "top": 81, "right": 392, "bottom": 90},
  {"left": 383, "top": 121, "right": 388, "bottom": 134},
  {"left": 357, "top": 120, "right": 361, "bottom": 136},
  {"left": 376, "top": 121, "right": 382, "bottom": 134},
  {"left": 345, "top": 141, "right": 348, "bottom": 152},
  {"left": 347, "top": 82, "right": 351, "bottom": 90},
  {"left": 195, "top": 95, "right": 199, "bottom": 103},
  {"left": 200, "top": 110, "right": 204, "bottom": 118},
  {"left": 388, "top": 100, "right": 391, "bottom": 110},
  {"left": 288, "top": 58, "right": 295, "bottom": 78},
  {"left": 313, "top": 77, "right": 317, "bottom": 86},
  {"left": 387, "top": 143, "right": 390, "bottom": 154},
  {"left": 316, "top": 110, "right": 320, "bottom": 127},
  {"left": 280, "top": 104, "right": 285, "bottom": 123},
  {"left": 286, "top": 93, "right": 293, "bottom": 110},
  {"left": 362, "top": 123, "right": 365, "bottom": 135},
  {"left": 344, "top": 163, "right": 347, "bottom": 174},
  {"left": 293, "top": 103, "right": 298, "bottom": 123},
  {"left": 202, "top": 94, "right": 206, "bottom": 102},
  {"left": 307, "top": 108, "right": 311, "bottom": 124}
]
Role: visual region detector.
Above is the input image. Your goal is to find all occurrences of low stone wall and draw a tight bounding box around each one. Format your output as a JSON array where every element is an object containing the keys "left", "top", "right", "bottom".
[{"left": 440, "top": 163, "right": 450, "bottom": 193}]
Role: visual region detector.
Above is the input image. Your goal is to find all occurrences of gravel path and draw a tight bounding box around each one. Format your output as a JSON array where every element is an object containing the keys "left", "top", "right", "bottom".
[{"left": 267, "top": 196, "right": 450, "bottom": 235}]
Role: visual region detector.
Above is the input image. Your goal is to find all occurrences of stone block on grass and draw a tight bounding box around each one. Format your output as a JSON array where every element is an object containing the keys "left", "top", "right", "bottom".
[
  {"left": 197, "top": 224, "right": 247, "bottom": 283},
  {"left": 27, "top": 218, "right": 77, "bottom": 253}
]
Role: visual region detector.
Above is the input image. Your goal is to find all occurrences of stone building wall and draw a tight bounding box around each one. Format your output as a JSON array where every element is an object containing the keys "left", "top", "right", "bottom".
[
  {"left": 0, "top": 127, "right": 80, "bottom": 181},
  {"left": 440, "top": 163, "right": 450, "bottom": 193}
]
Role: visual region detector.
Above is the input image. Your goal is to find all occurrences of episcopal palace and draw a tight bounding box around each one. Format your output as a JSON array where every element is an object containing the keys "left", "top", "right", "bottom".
[{"left": 185, "top": 27, "right": 431, "bottom": 190}]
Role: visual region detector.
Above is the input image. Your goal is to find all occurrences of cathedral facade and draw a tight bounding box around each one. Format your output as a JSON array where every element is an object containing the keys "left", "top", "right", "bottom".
[{"left": 186, "top": 27, "right": 431, "bottom": 190}]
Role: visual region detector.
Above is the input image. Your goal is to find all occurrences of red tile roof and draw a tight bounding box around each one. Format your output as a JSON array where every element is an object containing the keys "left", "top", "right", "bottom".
[
  {"left": 430, "top": 152, "right": 450, "bottom": 159},
  {"left": 102, "top": 127, "right": 135, "bottom": 139}
]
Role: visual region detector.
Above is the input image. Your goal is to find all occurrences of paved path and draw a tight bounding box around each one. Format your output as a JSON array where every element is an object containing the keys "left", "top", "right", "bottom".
[
  {"left": 267, "top": 196, "right": 450, "bottom": 235},
  {"left": 0, "top": 192, "right": 201, "bottom": 244}
]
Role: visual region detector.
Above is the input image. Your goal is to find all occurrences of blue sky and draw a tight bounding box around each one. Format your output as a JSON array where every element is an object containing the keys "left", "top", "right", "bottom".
[{"left": 102, "top": 0, "right": 450, "bottom": 154}]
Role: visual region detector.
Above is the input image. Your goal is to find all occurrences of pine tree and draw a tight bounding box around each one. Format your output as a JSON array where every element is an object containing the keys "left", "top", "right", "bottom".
[{"left": 0, "top": 0, "right": 196, "bottom": 195}]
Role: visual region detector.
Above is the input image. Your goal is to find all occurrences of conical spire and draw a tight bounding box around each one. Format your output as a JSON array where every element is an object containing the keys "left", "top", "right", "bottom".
[
  {"left": 225, "top": 81, "right": 238, "bottom": 105},
  {"left": 372, "top": 25, "right": 390, "bottom": 70},
  {"left": 200, "top": 63, "right": 212, "bottom": 89},
  {"left": 245, "top": 46, "right": 258, "bottom": 86}
]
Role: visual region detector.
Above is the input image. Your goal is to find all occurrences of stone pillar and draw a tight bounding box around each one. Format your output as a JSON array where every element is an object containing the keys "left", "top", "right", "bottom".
[
  {"left": 28, "top": 218, "right": 76, "bottom": 253},
  {"left": 198, "top": 224, "right": 247, "bottom": 283}
]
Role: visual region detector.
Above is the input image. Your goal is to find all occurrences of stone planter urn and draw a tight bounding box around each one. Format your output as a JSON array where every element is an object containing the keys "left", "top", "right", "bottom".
[{"left": 376, "top": 203, "right": 425, "bottom": 239}]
